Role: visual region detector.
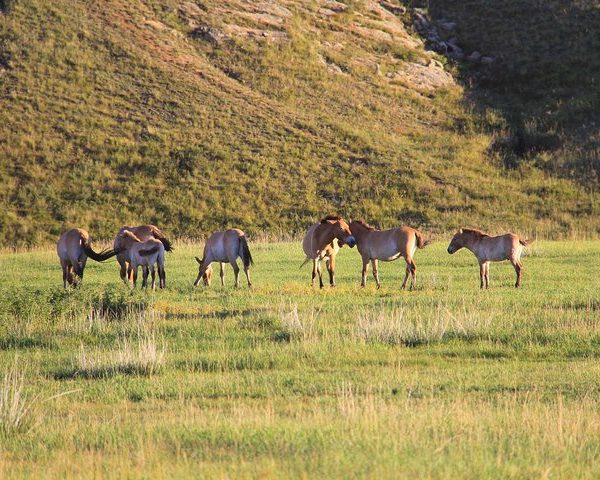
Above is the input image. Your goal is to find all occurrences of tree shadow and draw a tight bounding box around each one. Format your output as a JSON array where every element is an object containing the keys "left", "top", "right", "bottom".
[{"left": 426, "top": 0, "right": 600, "bottom": 180}]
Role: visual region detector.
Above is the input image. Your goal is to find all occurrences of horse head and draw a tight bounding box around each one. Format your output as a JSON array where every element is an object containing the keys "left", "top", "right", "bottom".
[{"left": 321, "top": 215, "right": 355, "bottom": 248}]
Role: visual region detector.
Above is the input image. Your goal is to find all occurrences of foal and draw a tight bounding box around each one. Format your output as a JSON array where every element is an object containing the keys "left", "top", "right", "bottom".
[
  {"left": 118, "top": 230, "right": 166, "bottom": 289},
  {"left": 447, "top": 228, "right": 531, "bottom": 288},
  {"left": 301, "top": 215, "right": 356, "bottom": 288},
  {"left": 194, "top": 229, "right": 253, "bottom": 288},
  {"left": 349, "top": 220, "right": 430, "bottom": 290},
  {"left": 57, "top": 228, "right": 117, "bottom": 288}
]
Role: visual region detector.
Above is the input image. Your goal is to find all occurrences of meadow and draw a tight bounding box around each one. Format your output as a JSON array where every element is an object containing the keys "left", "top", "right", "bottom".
[{"left": 0, "top": 239, "right": 600, "bottom": 478}]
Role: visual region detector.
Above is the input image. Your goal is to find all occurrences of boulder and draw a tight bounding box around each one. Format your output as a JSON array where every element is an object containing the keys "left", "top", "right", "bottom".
[{"left": 467, "top": 51, "right": 481, "bottom": 62}]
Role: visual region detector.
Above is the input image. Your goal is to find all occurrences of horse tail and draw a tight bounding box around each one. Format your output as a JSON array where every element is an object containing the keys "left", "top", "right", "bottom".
[
  {"left": 299, "top": 257, "right": 311, "bottom": 269},
  {"left": 239, "top": 236, "right": 254, "bottom": 269},
  {"left": 139, "top": 245, "right": 160, "bottom": 256},
  {"left": 150, "top": 226, "right": 173, "bottom": 252},
  {"left": 519, "top": 238, "right": 533, "bottom": 247},
  {"left": 82, "top": 238, "right": 118, "bottom": 262},
  {"left": 415, "top": 231, "right": 431, "bottom": 249}
]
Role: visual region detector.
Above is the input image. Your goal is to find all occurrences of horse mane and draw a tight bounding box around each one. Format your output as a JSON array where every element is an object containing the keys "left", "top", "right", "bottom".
[
  {"left": 320, "top": 214, "right": 342, "bottom": 223},
  {"left": 462, "top": 228, "right": 490, "bottom": 238},
  {"left": 353, "top": 219, "right": 377, "bottom": 231},
  {"left": 121, "top": 230, "right": 143, "bottom": 242}
]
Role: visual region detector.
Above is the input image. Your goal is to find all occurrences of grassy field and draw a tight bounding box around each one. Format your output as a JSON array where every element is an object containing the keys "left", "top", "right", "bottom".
[{"left": 1, "top": 239, "right": 599, "bottom": 478}]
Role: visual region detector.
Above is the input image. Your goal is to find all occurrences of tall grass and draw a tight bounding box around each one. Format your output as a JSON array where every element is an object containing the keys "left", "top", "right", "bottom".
[
  {"left": 0, "top": 361, "right": 35, "bottom": 437},
  {"left": 354, "top": 301, "right": 493, "bottom": 346}
]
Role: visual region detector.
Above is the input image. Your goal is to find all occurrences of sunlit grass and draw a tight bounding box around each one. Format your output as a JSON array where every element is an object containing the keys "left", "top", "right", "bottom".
[{"left": 0, "top": 241, "right": 599, "bottom": 477}]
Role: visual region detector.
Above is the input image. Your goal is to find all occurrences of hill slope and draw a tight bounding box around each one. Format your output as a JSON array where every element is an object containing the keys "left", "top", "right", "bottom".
[{"left": 0, "top": 0, "right": 598, "bottom": 245}]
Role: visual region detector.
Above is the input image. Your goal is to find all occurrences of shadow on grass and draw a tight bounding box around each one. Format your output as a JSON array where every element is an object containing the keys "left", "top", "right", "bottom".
[
  {"left": 174, "top": 357, "right": 278, "bottom": 373},
  {"left": 54, "top": 364, "right": 161, "bottom": 380},
  {"left": 0, "top": 336, "right": 53, "bottom": 350}
]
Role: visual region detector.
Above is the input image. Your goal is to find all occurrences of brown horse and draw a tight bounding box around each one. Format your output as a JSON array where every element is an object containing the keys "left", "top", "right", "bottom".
[
  {"left": 113, "top": 225, "right": 173, "bottom": 283},
  {"left": 447, "top": 228, "right": 531, "bottom": 288},
  {"left": 349, "top": 220, "right": 430, "bottom": 290},
  {"left": 301, "top": 215, "right": 356, "bottom": 288},
  {"left": 57, "top": 228, "right": 117, "bottom": 288},
  {"left": 118, "top": 230, "right": 166, "bottom": 289},
  {"left": 194, "top": 229, "right": 253, "bottom": 288}
]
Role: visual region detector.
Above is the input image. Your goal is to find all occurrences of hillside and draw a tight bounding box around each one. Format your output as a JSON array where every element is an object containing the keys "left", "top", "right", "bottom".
[{"left": 0, "top": 0, "right": 598, "bottom": 245}]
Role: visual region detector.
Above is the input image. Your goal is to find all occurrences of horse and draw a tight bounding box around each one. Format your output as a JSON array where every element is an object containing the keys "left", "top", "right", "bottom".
[
  {"left": 193, "top": 229, "right": 253, "bottom": 288},
  {"left": 349, "top": 220, "right": 430, "bottom": 290},
  {"left": 301, "top": 215, "right": 356, "bottom": 288},
  {"left": 117, "top": 230, "right": 166, "bottom": 289},
  {"left": 447, "top": 228, "right": 531, "bottom": 288},
  {"left": 57, "top": 228, "right": 118, "bottom": 288},
  {"left": 113, "top": 225, "right": 173, "bottom": 284}
]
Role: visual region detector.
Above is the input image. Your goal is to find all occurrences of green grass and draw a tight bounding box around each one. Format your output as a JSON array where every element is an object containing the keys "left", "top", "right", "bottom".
[
  {"left": 1, "top": 240, "right": 600, "bottom": 478},
  {"left": 1, "top": 0, "right": 599, "bottom": 245}
]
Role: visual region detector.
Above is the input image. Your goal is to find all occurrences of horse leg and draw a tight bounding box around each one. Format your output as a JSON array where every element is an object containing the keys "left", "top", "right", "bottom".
[
  {"left": 513, "top": 260, "right": 522, "bottom": 288},
  {"left": 311, "top": 259, "right": 317, "bottom": 287},
  {"left": 327, "top": 256, "right": 336, "bottom": 287},
  {"left": 151, "top": 265, "right": 156, "bottom": 290},
  {"left": 132, "top": 265, "right": 138, "bottom": 288},
  {"left": 127, "top": 263, "right": 135, "bottom": 283},
  {"left": 220, "top": 262, "right": 225, "bottom": 286},
  {"left": 61, "top": 260, "right": 69, "bottom": 289},
  {"left": 317, "top": 260, "right": 324, "bottom": 289},
  {"left": 243, "top": 262, "right": 252, "bottom": 288},
  {"left": 119, "top": 259, "right": 128, "bottom": 284},
  {"left": 484, "top": 262, "right": 490, "bottom": 289},
  {"left": 407, "top": 258, "right": 417, "bottom": 291},
  {"left": 142, "top": 265, "right": 149, "bottom": 289},
  {"left": 67, "top": 264, "right": 75, "bottom": 286},
  {"left": 231, "top": 261, "right": 240, "bottom": 288},
  {"left": 361, "top": 258, "right": 369, "bottom": 287},
  {"left": 371, "top": 259, "right": 381, "bottom": 289},
  {"left": 159, "top": 259, "right": 166, "bottom": 289},
  {"left": 479, "top": 262, "right": 486, "bottom": 289},
  {"left": 401, "top": 258, "right": 410, "bottom": 290}
]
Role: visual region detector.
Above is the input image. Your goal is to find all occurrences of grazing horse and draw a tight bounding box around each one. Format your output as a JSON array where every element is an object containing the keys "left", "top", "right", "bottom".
[
  {"left": 113, "top": 225, "right": 173, "bottom": 284},
  {"left": 301, "top": 215, "right": 356, "bottom": 288},
  {"left": 194, "top": 229, "right": 253, "bottom": 288},
  {"left": 57, "top": 228, "right": 117, "bottom": 288},
  {"left": 447, "top": 228, "right": 531, "bottom": 288},
  {"left": 349, "top": 220, "right": 430, "bottom": 290},
  {"left": 118, "top": 230, "right": 166, "bottom": 289}
]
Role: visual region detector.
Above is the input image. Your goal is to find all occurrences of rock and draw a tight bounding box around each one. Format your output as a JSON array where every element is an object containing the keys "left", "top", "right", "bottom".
[
  {"left": 191, "top": 26, "right": 230, "bottom": 45},
  {"left": 439, "top": 20, "right": 457, "bottom": 31},
  {"left": 480, "top": 56, "right": 495, "bottom": 65},
  {"left": 322, "top": 0, "right": 347, "bottom": 13},
  {"left": 429, "top": 59, "right": 444, "bottom": 69},
  {"left": 379, "top": 1, "right": 406, "bottom": 15},
  {"left": 388, "top": 61, "right": 454, "bottom": 92},
  {"left": 467, "top": 51, "right": 481, "bottom": 62}
]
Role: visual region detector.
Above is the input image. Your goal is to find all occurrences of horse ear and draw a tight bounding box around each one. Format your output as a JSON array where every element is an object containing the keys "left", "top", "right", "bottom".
[{"left": 195, "top": 256, "right": 202, "bottom": 264}]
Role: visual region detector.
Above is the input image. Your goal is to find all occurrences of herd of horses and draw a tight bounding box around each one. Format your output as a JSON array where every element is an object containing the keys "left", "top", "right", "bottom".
[{"left": 56, "top": 215, "right": 531, "bottom": 290}]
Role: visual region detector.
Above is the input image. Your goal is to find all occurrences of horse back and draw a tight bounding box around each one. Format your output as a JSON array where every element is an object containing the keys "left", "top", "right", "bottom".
[{"left": 57, "top": 228, "right": 88, "bottom": 262}]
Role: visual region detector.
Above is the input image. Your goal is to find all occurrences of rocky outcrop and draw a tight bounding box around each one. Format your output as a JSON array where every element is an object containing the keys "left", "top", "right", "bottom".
[{"left": 412, "top": 9, "right": 495, "bottom": 66}]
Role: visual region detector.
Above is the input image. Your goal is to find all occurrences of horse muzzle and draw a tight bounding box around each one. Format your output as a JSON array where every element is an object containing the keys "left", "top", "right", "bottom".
[
  {"left": 346, "top": 236, "right": 356, "bottom": 248},
  {"left": 447, "top": 246, "right": 455, "bottom": 254}
]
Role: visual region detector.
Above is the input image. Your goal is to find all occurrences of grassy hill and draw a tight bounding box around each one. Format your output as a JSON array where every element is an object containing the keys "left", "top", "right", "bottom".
[{"left": 0, "top": 0, "right": 598, "bottom": 245}]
